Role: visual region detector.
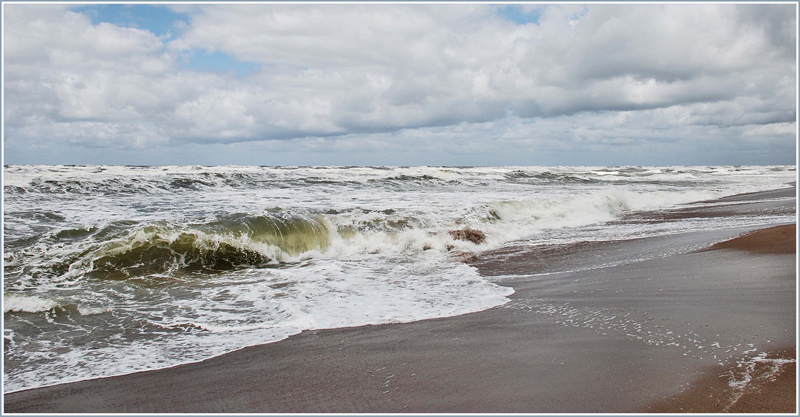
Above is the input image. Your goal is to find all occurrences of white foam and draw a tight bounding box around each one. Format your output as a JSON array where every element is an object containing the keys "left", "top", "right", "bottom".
[
  {"left": 724, "top": 352, "right": 796, "bottom": 411},
  {"left": 3, "top": 293, "right": 60, "bottom": 313},
  {"left": 4, "top": 258, "right": 512, "bottom": 392},
  {"left": 77, "top": 305, "right": 112, "bottom": 316}
]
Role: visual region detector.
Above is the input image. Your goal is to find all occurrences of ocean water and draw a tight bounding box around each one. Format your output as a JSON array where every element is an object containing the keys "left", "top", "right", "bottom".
[{"left": 2, "top": 165, "right": 796, "bottom": 392}]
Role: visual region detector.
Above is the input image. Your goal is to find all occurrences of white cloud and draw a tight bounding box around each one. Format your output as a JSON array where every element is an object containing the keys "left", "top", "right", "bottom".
[
  {"left": 170, "top": 3, "right": 797, "bottom": 126},
  {"left": 2, "top": 3, "right": 796, "bottom": 165}
]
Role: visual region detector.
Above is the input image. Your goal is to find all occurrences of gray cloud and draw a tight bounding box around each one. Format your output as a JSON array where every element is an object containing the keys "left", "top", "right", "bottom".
[{"left": 3, "top": 3, "right": 796, "bottom": 165}]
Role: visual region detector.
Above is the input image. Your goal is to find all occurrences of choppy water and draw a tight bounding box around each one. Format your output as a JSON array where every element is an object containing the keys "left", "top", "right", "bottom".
[{"left": 3, "top": 165, "right": 796, "bottom": 392}]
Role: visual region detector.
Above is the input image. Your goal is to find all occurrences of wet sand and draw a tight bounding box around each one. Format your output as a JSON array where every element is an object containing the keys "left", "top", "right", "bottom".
[
  {"left": 643, "top": 222, "right": 796, "bottom": 413},
  {"left": 646, "top": 348, "right": 796, "bottom": 413},
  {"left": 705, "top": 223, "right": 796, "bottom": 255},
  {"left": 4, "top": 187, "right": 796, "bottom": 413}
]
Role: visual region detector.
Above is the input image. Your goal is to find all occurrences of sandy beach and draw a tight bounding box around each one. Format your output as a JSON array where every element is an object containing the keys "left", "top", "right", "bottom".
[{"left": 4, "top": 187, "right": 796, "bottom": 413}]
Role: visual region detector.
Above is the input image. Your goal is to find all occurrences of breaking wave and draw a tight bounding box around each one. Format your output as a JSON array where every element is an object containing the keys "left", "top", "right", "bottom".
[
  {"left": 3, "top": 293, "right": 60, "bottom": 313},
  {"left": 4, "top": 187, "right": 760, "bottom": 285},
  {"left": 58, "top": 214, "right": 332, "bottom": 279}
]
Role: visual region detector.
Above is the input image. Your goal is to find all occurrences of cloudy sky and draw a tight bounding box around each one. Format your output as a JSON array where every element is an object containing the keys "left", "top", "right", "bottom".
[{"left": 3, "top": 3, "right": 797, "bottom": 166}]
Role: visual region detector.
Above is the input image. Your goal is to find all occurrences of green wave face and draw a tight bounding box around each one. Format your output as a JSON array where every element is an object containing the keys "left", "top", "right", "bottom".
[{"left": 84, "top": 214, "right": 331, "bottom": 278}]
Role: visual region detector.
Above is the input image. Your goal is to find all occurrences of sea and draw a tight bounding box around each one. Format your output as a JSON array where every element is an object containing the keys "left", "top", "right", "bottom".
[{"left": 2, "top": 165, "right": 796, "bottom": 392}]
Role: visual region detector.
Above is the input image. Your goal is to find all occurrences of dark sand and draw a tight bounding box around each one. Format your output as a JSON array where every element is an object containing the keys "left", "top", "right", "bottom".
[
  {"left": 705, "top": 224, "right": 796, "bottom": 255},
  {"left": 4, "top": 187, "right": 796, "bottom": 413},
  {"left": 646, "top": 348, "right": 796, "bottom": 413}
]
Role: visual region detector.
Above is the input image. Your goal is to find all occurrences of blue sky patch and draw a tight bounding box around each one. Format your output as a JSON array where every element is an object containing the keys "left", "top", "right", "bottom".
[
  {"left": 72, "top": 5, "right": 258, "bottom": 77},
  {"left": 181, "top": 49, "right": 260, "bottom": 77},
  {"left": 496, "top": 5, "right": 542, "bottom": 25},
  {"left": 71, "top": 4, "right": 188, "bottom": 38}
]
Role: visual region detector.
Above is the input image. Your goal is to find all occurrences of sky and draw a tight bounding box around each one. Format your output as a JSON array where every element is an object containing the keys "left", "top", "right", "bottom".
[{"left": 2, "top": 3, "right": 797, "bottom": 166}]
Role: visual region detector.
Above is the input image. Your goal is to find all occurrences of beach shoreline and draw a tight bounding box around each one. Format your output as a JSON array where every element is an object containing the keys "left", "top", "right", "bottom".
[
  {"left": 644, "top": 347, "right": 796, "bottom": 413},
  {"left": 4, "top": 187, "right": 796, "bottom": 413},
  {"left": 642, "top": 222, "right": 797, "bottom": 413}
]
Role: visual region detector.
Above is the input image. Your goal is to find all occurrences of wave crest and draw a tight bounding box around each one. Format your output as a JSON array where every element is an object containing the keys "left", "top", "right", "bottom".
[
  {"left": 78, "top": 214, "right": 331, "bottom": 278},
  {"left": 3, "top": 293, "right": 60, "bottom": 313}
]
